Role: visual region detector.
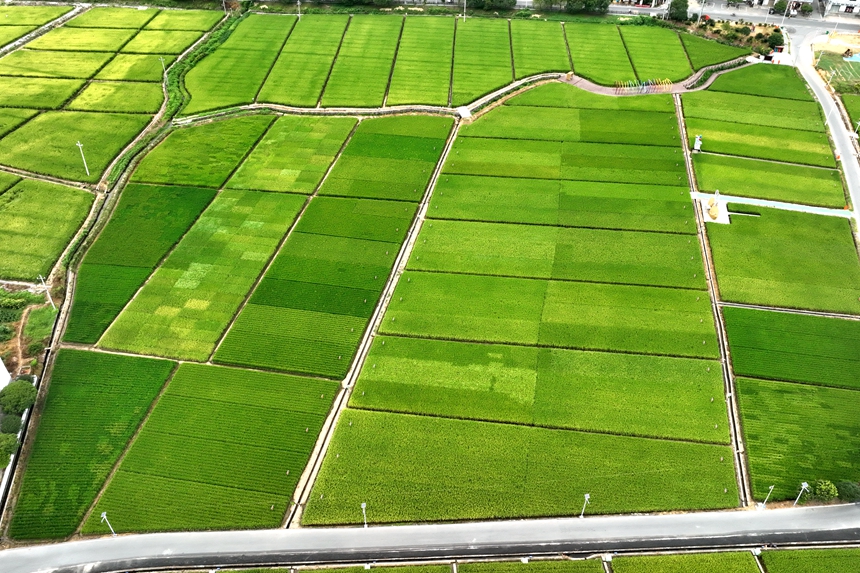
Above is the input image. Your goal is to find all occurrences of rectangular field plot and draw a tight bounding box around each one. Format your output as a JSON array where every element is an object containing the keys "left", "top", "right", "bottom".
[
  {"left": 409, "top": 220, "right": 705, "bottom": 289},
  {"left": 386, "top": 17, "right": 454, "bottom": 106},
  {"left": 0, "top": 49, "right": 113, "bottom": 78},
  {"left": 0, "top": 108, "right": 37, "bottom": 137},
  {"left": 133, "top": 115, "right": 274, "bottom": 188},
  {"left": 99, "top": 190, "right": 304, "bottom": 361},
  {"left": 619, "top": 27, "right": 692, "bottom": 82},
  {"left": 0, "top": 77, "right": 84, "bottom": 109},
  {"left": 95, "top": 54, "right": 175, "bottom": 82},
  {"left": 724, "top": 307, "right": 860, "bottom": 390},
  {"left": 452, "top": 18, "right": 513, "bottom": 106},
  {"left": 709, "top": 64, "right": 813, "bottom": 101},
  {"left": 320, "top": 115, "right": 452, "bottom": 201},
  {"left": 144, "top": 10, "right": 222, "bottom": 31},
  {"left": 82, "top": 363, "right": 337, "bottom": 533},
  {"left": 707, "top": 207, "right": 860, "bottom": 314},
  {"left": 320, "top": 15, "right": 402, "bottom": 108},
  {"left": 510, "top": 82, "right": 673, "bottom": 111},
  {"left": 565, "top": 24, "right": 636, "bottom": 86},
  {"left": 462, "top": 105, "right": 678, "bottom": 146},
  {"left": 302, "top": 410, "right": 737, "bottom": 525},
  {"left": 680, "top": 33, "right": 749, "bottom": 70},
  {"left": 511, "top": 19, "right": 569, "bottom": 79},
  {"left": 688, "top": 118, "right": 835, "bottom": 168},
  {"left": 227, "top": 115, "right": 355, "bottom": 193},
  {"left": 183, "top": 14, "right": 295, "bottom": 115},
  {"left": 8, "top": 349, "right": 174, "bottom": 540},
  {"left": 258, "top": 15, "right": 349, "bottom": 108},
  {"left": 0, "top": 25, "right": 36, "bottom": 47},
  {"left": 121, "top": 30, "right": 203, "bottom": 54},
  {"left": 27, "top": 26, "right": 137, "bottom": 51},
  {"left": 67, "top": 81, "right": 163, "bottom": 113},
  {"left": 0, "top": 111, "right": 149, "bottom": 183},
  {"left": 0, "top": 5, "right": 71, "bottom": 26},
  {"left": 0, "top": 178, "right": 93, "bottom": 281},
  {"left": 693, "top": 154, "right": 845, "bottom": 208},
  {"left": 66, "top": 7, "right": 158, "bottom": 28},
  {"left": 462, "top": 562, "right": 601, "bottom": 573},
  {"left": 431, "top": 176, "right": 694, "bottom": 234},
  {"left": 682, "top": 91, "right": 823, "bottom": 132},
  {"left": 65, "top": 183, "right": 217, "bottom": 343},
  {"left": 353, "top": 336, "right": 727, "bottom": 443},
  {"left": 613, "top": 552, "right": 759, "bottom": 573},
  {"left": 738, "top": 377, "right": 860, "bottom": 500},
  {"left": 381, "top": 271, "right": 717, "bottom": 358},
  {"left": 763, "top": 549, "right": 860, "bottom": 573}
]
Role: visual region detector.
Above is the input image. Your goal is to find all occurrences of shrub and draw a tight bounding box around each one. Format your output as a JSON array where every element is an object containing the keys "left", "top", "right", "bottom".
[
  {"left": 0, "top": 325, "right": 13, "bottom": 343},
  {"left": 738, "top": 26, "right": 751, "bottom": 35},
  {"left": 0, "top": 414, "right": 21, "bottom": 435},
  {"left": 801, "top": 3, "right": 813, "bottom": 14},
  {"left": 773, "top": 0, "right": 787, "bottom": 13},
  {"left": 0, "top": 433, "right": 19, "bottom": 465},
  {"left": 0, "top": 380, "right": 37, "bottom": 416},
  {"left": 837, "top": 481, "right": 860, "bottom": 502},
  {"left": 814, "top": 479, "right": 839, "bottom": 501},
  {"left": 668, "top": 0, "right": 689, "bottom": 21},
  {"left": 768, "top": 31, "right": 785, "bottom": 49},
  {"left": 26, "top": 341, "right": 44, "bottom": 357}
]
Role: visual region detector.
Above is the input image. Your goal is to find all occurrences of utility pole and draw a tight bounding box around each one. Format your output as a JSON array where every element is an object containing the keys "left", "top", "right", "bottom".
[
  {"left": 100, "top": 512, "right": 116, "bottom": 537},
  {"left": 579, "top": 493, "right": 591, "bottom": 518},
  {"left": 757, "top": 485, "right": 775, "bottom": 510},
  {"left": 76, "top": 141, "right": 89, "bottom": 177},
  {"left": 462, "top": 0, "right": 466, "bottom": 21},
  {"left": 793, "top": 482, "right": 810, "bottom": 506},
  {"left": 360, "top": 502, "right": 367, "bottom": 528},
  {"left": 159, "top": 56, "right": 166, "bottom": 73},
  {"left": 297, "top": 0, "right": 301, "bottom": 18},
  {"left": 37, "top": 275, "right": 55, "bottom": 310},
  {"left": 780, "top": 0, "right": 791, "bottom": 28}
]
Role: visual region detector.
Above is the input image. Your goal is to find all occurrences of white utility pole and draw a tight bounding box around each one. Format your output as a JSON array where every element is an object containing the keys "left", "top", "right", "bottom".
[
  {"left": 360, "top": 502, "right": 367, "bottom": 528},
  {"left": 297, "top": 0, "right": 301, "bottom": 18},
  {"left": 76, "top": 141, "right": 89, "bottom": 177},
  {"left": 37, "top": 275, "right": 55, "bottom": 310},
  {"left": 793, "top": 482, "right": 810, "bottom": 506},
  {"left": 462, "top": 0, "right": 466, "bottom": 21},
  {"left": 579, "top": 493, "right": 591, "bottom": 518},
  {"left": 757, "top": 485, "right": 775, "bottom": 510},
  {"left": 159, "top": 56, "right": 166, "bottom": 73},
  {"left": 100, "top": 512, "right": 116, "bottom": 537},
  {"left": 780, "top": 0, "right": 791, "bottom": 27}
]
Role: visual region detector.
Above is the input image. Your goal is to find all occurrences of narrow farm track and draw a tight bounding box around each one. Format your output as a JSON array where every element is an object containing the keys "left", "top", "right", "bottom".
[
  {"left": 689, "top": 191, "right": 855, "bottom": 219},
  {"left": 719, "top": 301, "right": 860, "bottom": 321}
]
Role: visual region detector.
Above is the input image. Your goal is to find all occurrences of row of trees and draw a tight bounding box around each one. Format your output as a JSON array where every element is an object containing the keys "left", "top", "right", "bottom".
[{"left": 0, "top": 379, "right": 37, "bottom": 469}]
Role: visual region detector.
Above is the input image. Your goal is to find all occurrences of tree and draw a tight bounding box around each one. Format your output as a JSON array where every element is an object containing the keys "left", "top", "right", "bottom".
[
  {"left": 837, "top": 481, "right": 860, "bottom": 502},
  {"left": 668, "top": 0, "right": 689, "bottom": 21},
  {"left": 0, "top": 414, "right": 21, "bottom": 435},
  {"left": 768, "top": 31, "right": 785, "bottom": 49},
  {"left": 565, "top": 0, "right": 610, "bottom": 13},
  {"left": 814, "top": 479, "right": 839, "bottom": 502},
  {"left": 0, "top": 434, "right": 18, "bottom": 468},
  {"left": 800, "top": 3, "right": 813, "bottom": 14},
  {"left": 0, "top": 380, "right": 37, "bottom": 416},
  {"left": 773, "top": 0, "right": 788, "bottom": 13}
]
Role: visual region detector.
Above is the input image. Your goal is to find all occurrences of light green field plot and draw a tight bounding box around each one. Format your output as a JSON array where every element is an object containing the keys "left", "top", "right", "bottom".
[
  {"left": 688, "top": 118, "right": 834, "bottom": 168},
  {"left": 462, "top": 105, "right": 678, "bottom": 146},
  {"left": 0, "top": 49, "right": 113, "bottom": 78},
  {"left": 23, "top": 304, "right": 58, "bottom": 345},
  {"left": 431, "top": 175, "right": 693, "bottom": 233},
  {"left": 452, "top": 18, "right": 512, "bottom": 106},
  {"left": 100, "top": 190, "right": 304, "bottom": 361},
  {"left": 258, "top": 15, "right": 348, "bottom": 107},
  {"left": 0, "top": 111, "right": 149, "bottom": 182},
  {"left": 461, "top": 562, "right": 601, "bottom": 573},
  {"left": 67, "top": 81, "right": 163, "bottom": 113},
  {"left": 724, "top": 307, "right": 860, "bottom": 390},
  {"left": 0, "top": 25, "right": 36, "bottom": 47},
  {"left": 320, "top": 15, "right": 401, "bottom": 108},
  {"left": 683, "top": 91, "right": 823, "bottom": 131},
  {"left": 65, "top": 7, "right": 157, "bottom": 29},
  {"left": 293, "top": 196, "right": 415, "bottom": 243},
  {"left": 227, "top": 115, "right": 355, "bottom": 193},
  {"left": 613, "top": 552, "right": 759, "bottom": 573},
  {"left": 386, "top": 16, "right": 454, "bottom": 106},
  {"left": 738, "top": 377, "right": 860, "bottom": 500},
  {"left": 410, "top": 220, "right": 705, "bottom": 289},
  {"left": 445, "top": 138, "right": 687, "bottom": 186},
  {"left": 144, "top": 9, "right": 221, "bottom": 31},
  {"left": 566, "top": 23, "right": 636, "bottom": 85},
  {"left": 0, "top": 178, "right": 93, "bottom": 281},
  {"left": 511, "top": 19, "right": 569, "bottom": 79},
  {"left": 8, "top": 349, "right": 174, "bottom": 540},
  {"left": 381, "top": 271, "right": 717, "bottom": 358},
  {"left": 183, "top": 14, "right": 295, "bottom": 115},
  {"left": 303, "top": 410, "right": 737, "bottom": 524},
  {"left": 509, "top": 82, "right": 673, "bottom": 111},
  {"left": 0, "top": 171, "right": 16, "bottom": 192},
  {"left": 680, "top": 33, "right": 750, "bottom": 70},
  {"left": 763, "top": 549, "right": 860, "bottom": 573},
  {"left": 133, "top": 115, "right": 274, "bottom": 187},
  {"left": 28, "top": 26, "right": 137, "bottom": 51},
  {"left": 707, "top": 207, "right": 860, "bottom": 314},
  {"left": 83, "top": 364, "right": 338, "bottom": 533},
  {"left": 354, "top": 337, "right": 726, "bottom": 443},
  {"left": 320, "top": 115, "right": 451, "bottom": 201},
  {"left": 693, "top": 154, "right": 845, "bottom": 208},
  {"left": 620, "top": 26, "right": 691, "bottom": 82},
  {"left": 0, "top": 108, "right": 37, "bottom": 136},
  {"left": 95, "top": 54, "right": 175, "bottom": 82},
  {"left": 0, "top": 77, "right": 84, "bottom": 109},
  {"left": 842, "top": 93, "right": 860, "bottom": 126},
  {"left": 122, "top": 30, "right": 202, "bottom": 54},
  {"left": 709, "top": 63, "right": 813, "bottom": 101},
  {"left": 0, "top": 5, "right": 71, "bottom": 26}
]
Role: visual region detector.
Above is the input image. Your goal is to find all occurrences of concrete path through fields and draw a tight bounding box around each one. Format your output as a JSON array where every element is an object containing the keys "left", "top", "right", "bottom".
[{"left": 691, "top": 191, "right": 855, "bottom": 218}]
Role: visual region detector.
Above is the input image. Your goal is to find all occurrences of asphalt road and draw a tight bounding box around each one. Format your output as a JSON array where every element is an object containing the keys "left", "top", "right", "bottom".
[{"left": 1, "top": 504, "right": 859, "bottom": 573}]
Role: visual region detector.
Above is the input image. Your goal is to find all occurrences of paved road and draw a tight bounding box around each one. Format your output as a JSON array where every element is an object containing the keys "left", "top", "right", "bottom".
[{"left": 1, "top": 504, "right": 859, "bottom": 573}]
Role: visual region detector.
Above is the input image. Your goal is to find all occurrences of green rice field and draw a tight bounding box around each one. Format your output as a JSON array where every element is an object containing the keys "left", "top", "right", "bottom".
[
  {"left": 680, "top": 33, "right": 750, "bottom": 70},
  {"left": 620, "top": 26, "right": 691, "bottom": 82},
  {"left": 763, "top": 549, "right": 860, "bottom": 572},
  {"left": 386, "top": 17, "right": 454, "bottom": 106},
  {"left": 613, "top": 552, "right": 759, "bottom": 573},
  {"left": 683, "top": 91, "right": 823, "bottom": 131},
  {"left": 708, "top": 64, "right": 813, "bottom": 101},
  {"left": 0, "top": 5, "right": 72, "bottom": 26},
  {"left": 510, "top": 19, "right": 569, "bottom": 79},
  {"left": 451, "top": 18, "right": 512, "bottom": 106},
  {"left": 566, "top": 23, "right": 636, "bottom": 85}
]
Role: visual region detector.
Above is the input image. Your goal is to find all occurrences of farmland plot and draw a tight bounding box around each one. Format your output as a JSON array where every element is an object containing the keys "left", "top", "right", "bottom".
[
  {"left": 83, "top": 364, "right": 338, "bottom": 533},
  {"left": 320, "top": 15, "right": 402, "bottom": 108},
  {"left": 0, "top": 25, "right": 37, "bottom": 47},
  {"left": 680, "top": 33, "right": 750, "bottom": 70},
  {"left": 68, "top": 81, "right": 164, "bottom": 113},
  {"left": 258, "top": 15, "right": 349, "bottom": 107},
  {"left": 121, "top": 30, "right": 203, "bottom": 54},
  {"left": 8, "top": 349, "right": 175, "bottom": 539},
  {"left": 763, "top": 549, "right": 860, "bottom": 573},
  {"left": 0, "top": 78, "right": 84, "bottom": 109},
  {"left": 682, "top": 91, "right": 823, "bottom": 131},
  {"left": 0, "top": 49, "right": 114, "bottom": 78},
  {"left": 65, "top": 183, "right": 217, "bottom": 343},
  {"left": 386, "top": 17, "right": 454, "bottom": 106},
  {"left": 510, "top": 19, "right": 569, "bottom": 79},
  {"left": 0, "top": 108, "right": 37, "bottom": 136},
  {"left": 509, "top": 82, "right": 673, "bottom": 111},
  {"left": 613, "top": 552, "right": 759, "bottom": 573},
  {"left": 99, "top": 189, "right": 304, "bottom": 361},
  {"left": 565, "top": 24, "right": 636, "bottom": 85},
  {"left": 353, "top": 336, "right": 726, "bottom": 443},
  {"left": 707, "top": 207, "right": 860, "bottom": 314},
  {"left": 0, "top": 5, "right": 72, "bottom": 26},
  {"left": 708, "top": 64, "right": 813, "bottom": 101},
  {"left": 144, "top": 9, "right": 222, "bottom": 31},
  {"left": 27, "top": 26, "right": 137, "bottom": 52},
  {"left": 65, "top": 7, "right": 158, "bottom": 28},
  {"left": 0, "top": 178, "right": 93, "bottom": 280},
  {"left": 619, "top": 27, "right": 692, "bottom": 82},
  {"left": 303, "top": 410, "right": 737, "bottom": 524},
  {"left": 452, "top": 18, "right": 512, "bottom": 106},
  {"left": 95, "top": 54, "right": 175, "bottom": 82},
  {"left": 461, "top": 562, "right": 602, "bottom": 573}
]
